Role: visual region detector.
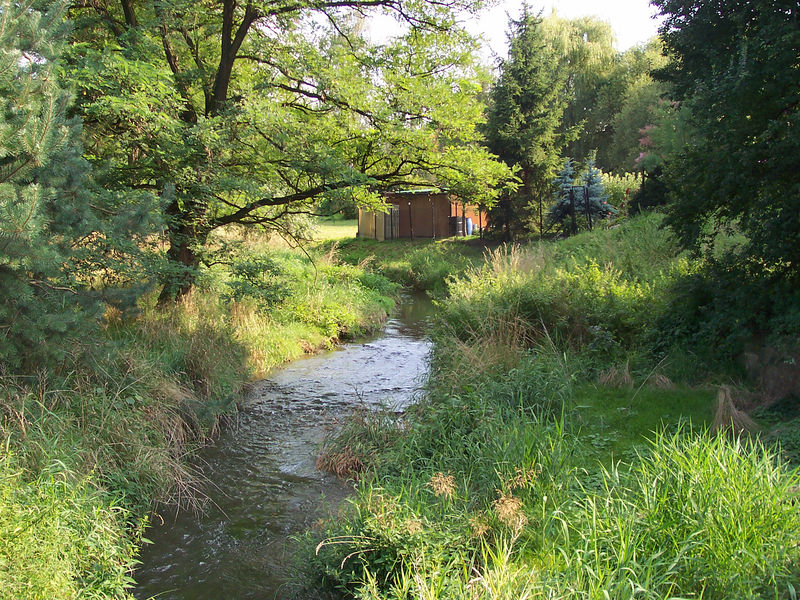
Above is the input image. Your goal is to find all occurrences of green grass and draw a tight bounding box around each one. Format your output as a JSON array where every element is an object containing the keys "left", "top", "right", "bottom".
[
  {"left": 1, "top": 241, "right": 398, "bottom": 598},
  {"left": 313, "top": 217, "right": 358, "bottom": 240},
  {"left": 0, "top": 454, "right": 140, "bottom": 600},
  {"left": 309, "top": 213, "right": 800, "bottom": 599},
  {"left": 317, "top": 236, "right": 486, "bottom": 295},
  {"left": 573, "top": 384, "right": 716, "bottom": 465},
  {"left": 312, "top": 347, "right": 798, "bottom": 599},
  {"left": 313, "top": 339, "right": 798, "bottom": 599}
]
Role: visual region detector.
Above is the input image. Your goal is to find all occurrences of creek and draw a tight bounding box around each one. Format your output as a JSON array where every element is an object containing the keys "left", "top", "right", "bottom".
[{"left": 134, "top": 292, "right": 435, "bottom": 599}]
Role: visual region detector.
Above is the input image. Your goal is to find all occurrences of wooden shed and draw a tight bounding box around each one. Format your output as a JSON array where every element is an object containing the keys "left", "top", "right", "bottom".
[{"left": 358, "top": 190, "right": 484, "bottom": 240}]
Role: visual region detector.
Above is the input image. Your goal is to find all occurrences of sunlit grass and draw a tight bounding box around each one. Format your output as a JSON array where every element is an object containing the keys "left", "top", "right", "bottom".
[
  {"left": 313, "top": 217, "right": 358, "bottom": 240},
  {"left": 310, "top": 213, "right": 800, "bottom": 600}
]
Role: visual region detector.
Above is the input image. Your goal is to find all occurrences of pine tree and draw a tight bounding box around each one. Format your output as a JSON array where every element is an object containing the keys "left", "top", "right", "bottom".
[
  {"left": 580, "top": 152, "right": 615, "bottom": 229},
  {"left": 0, "top": 1, "right": 153, "bottom": 368},
  {"left": 548, "top": 157, "right": 576, "bottom": 233},
  {"left": 485, "top": 4, "right": 568, "bottom": 239}
]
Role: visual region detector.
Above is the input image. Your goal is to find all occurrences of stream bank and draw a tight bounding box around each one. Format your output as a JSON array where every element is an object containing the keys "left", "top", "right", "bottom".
[{"left": 134, "top": 292, "right": 435, "bottom": 599}]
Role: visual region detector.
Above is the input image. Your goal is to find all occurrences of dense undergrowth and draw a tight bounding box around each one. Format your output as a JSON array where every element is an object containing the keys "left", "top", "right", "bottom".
[
  {"left": 0, "top": 242, "right": 396, "bottom": 598},
  {"left": 312, "top": 214, "right": 800, "bottom": 599}
]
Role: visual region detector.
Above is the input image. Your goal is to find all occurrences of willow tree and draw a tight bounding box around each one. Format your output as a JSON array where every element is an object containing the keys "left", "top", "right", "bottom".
[{"left": 66, "top": 0, "right": 510, "bottom": 301}]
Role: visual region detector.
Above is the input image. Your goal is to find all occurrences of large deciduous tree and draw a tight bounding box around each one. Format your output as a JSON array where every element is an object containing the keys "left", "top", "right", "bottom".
[
  {"left": 652, "top": 0, "right": 800, "bottom": 277},
  {"left": 66, "top": 0, "right": 510, "bottom": 301},
  {"left": 485, "top": 4, "right": 567, "bottom": 239}
]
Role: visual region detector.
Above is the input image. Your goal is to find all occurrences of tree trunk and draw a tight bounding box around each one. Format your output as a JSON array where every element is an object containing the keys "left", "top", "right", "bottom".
[{"left": 157, "top": 202, "right": 208, "bottom": 305}]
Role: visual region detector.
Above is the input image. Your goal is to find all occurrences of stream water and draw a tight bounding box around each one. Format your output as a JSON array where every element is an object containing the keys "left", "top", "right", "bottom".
[{"left": 134, "top": 293, "right": 435, "bottom": 600}]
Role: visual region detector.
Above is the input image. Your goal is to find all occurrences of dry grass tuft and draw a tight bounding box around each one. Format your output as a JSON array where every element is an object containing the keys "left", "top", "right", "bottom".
[
  {"left": 404, "top": 518, "right": 424, "bottom": 535},
  {"left": 485, "top": 243, "right": 547, "bottom": 277},
  {"left": 649, "top": 373, "right": 675, "bottom": 390},
  {"left": 507, "top": 465, "right": 539, "bottom": 491},
  {"left": 712, "top": 385, "right": 756, "bottom": 435},
  {"left": 438, "top": 316, "right": 530, "bottom": 393},
  {"left": 469, "top": 515, "right": 490, "bottom": 539},
  {"left": 427, "top": 472, "right": 457, "bottom": 500},
  {"left": 598, "top": 361, "right": 633, "bottom": 388},
  {"left": 316, "top": 445, "right": 365, "bottom": 479},
  {"left": 493, "top": 492, "right": 527, "bottom": 531}
]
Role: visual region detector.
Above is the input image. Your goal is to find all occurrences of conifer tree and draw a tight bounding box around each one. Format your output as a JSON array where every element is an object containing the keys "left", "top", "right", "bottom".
[
  {"left": 580, "top": 152, "right": 615, "bottom": 229},
  {"left": 485, "top": 4, "right": 568, "bottom": 239},
  {"left": 548, "top": 157, "right": 577, "bottom": 232},
  {"left": 0, "top": 1, "right": 156, "bottom": 368}
]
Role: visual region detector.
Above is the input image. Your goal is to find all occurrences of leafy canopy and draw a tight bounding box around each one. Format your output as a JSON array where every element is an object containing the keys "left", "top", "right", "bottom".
[
  {"left": 67, "top": 0, "right": 512, "bottom": 298},
  {"left": 653, "top": 0, "right": 800, "bottom": 276}
]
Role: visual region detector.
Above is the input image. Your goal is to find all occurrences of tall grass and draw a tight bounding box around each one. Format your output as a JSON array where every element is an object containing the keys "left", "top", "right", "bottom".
[
  {"left": 310, "top": 214, "right": 800, "bottom": 599},
  {"left": 313, "top": 356, "right": 800, "bottom": 599},
  {"left": 1, "top": 242, "right": 398, "bottom": 598},
  {"left": 319, "top": 237, "right": 485, "bottom": 296},
  {"left": 0, "top": 451, "right": 140, "bottom": 600},
  {"left": 439, "top": 214, "right": 698, "bottom": 381}
]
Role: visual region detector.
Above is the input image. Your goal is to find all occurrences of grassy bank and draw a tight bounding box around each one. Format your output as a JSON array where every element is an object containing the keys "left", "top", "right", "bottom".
[
  {"left": 316, "top": 237, "right": 486, "bottom": 296},
  {"left": 311, "top": 214, "right": 800, "bottom": 599},
  {"left": 0, "top": 243, "right": 396, "bottom": 598}
]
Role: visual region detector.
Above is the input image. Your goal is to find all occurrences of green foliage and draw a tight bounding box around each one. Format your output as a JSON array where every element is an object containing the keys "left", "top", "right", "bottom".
[
  {"left": 540, "top": 14, "right": 618, "bottom": 168},
  {"left": 547, "top": 157, "right": 577, "bottom": 229},
  {"left": 312, "top": 286, "right": 799, "bottom": 600},
  {"left": 580, "top": 152, "right": 615, "bottom": 224},
  {"left": 601, "top": 171, "right": 640, "bottom": 214},
  {"left": 606, "top": 39, "right": 670, "bottom": 173},
  {"left": 439, "top": 215, "right": 679, "bottom": 376},
  {"left": 550, "top": 430, "right": 800, "bottom": 599},
  {"left": 226, "top": 255, "right": 291, "bottom": 308},
  {"left": 0, "top": 1, "right": 97, "bottom": 368},
  {"left": 485, "top": 4, "right": 567, "bottom": 238},
  {"left": 0, "top": 0, "right": 161, "bottom": 370},
  {"left": 653, "top": 258, "right": 800, "bottom": 372},
  {"left": 0, "top": 454, "right": 139, "bottom": 600},
  {"left": 66, "top": 0, "right": 511, "bottom": 299},
  {"left": 653, "top": 0, "right": 800, "bottom": 280},
  {"left": 322, "top": 237, "right": 484, "bottom": 296},
  {"left": 0, "top": 239, "right": 397, "bottom": 598}
]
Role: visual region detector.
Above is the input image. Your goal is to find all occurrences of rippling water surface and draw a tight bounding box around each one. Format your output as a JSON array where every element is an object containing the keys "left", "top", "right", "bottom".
[{"left": 134, "top": 293, "right": 434, "bottom": 600}]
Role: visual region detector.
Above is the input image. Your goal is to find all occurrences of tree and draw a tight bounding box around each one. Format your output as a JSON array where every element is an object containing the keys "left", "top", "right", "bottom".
[
  {"left": 0, "top": 1, "right": 156, "bottom": 368},
  {"left": 540, "top": 14, "right": 619, "bottom": 169},
  {"left": 0, "top": 1, "right": 95, "bottom": 367},
  {"left": 66, "top": 0, "right": 510, "bottom": 302},
  {"left": 548, "top": 153, "right": 614, "bottom": 234},
  {"left": 485, "top": 4, "right": 568, "bottom": 239},
  {"left": 652, "top": 0, "right": 800, "bottom": 277},
  {"left": 580, "top": 151, "right": 615, "bottom": 229},
  {"left": 607, "top": 39, "right": 669, "bottom": 173},
  {"left": 548, "top": 157, "right": 577, "bottom": 234}
]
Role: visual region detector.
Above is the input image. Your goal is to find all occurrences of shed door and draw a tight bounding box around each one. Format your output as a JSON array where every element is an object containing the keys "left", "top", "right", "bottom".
[{"left": 385, "top": 205, "right": 399, "bottom": 239}]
